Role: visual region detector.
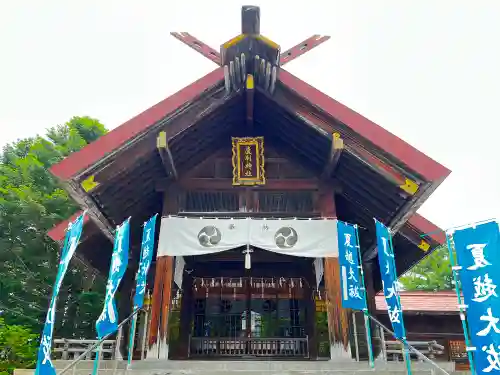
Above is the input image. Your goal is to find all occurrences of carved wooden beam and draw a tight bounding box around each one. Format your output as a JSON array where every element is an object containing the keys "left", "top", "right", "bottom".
[
  {"left": 246, "top": 74, "right": 255, "bottom": 126},
  {"left": 321, "top": 132, "right": 344, "bottom": 179},
  {"left": 280, "top": 35, "right": 331, "bottom": 66},
  {"left": 170, "top": 32, "right": 221, "bottom": 65},
  {"left": 268, "top": 86, "right": 424, "bottom": 196},
  {"left": 156, "top": 131, "right": 178, "bottom": 180},
  {"left": 160, "top": 178, "right": 320, "bottom": 191},
  {"left": 170, "top": 31, "right": 330, "bottom": 68},
  {"left": 66, "top": 180, "right": 115, "bottom": 241},
  {"left": 155, "top": 177, "right": 344, "bottom": 193}
]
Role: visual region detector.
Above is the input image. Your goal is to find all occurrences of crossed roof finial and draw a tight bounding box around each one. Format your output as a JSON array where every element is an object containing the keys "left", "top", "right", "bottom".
[{"left": 170, "top": 6, "right": 330, "bottom": 93}]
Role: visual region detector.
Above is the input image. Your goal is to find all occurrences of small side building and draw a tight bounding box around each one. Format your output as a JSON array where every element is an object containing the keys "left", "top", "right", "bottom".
[{"left": 376, "top": 291, "right": 465, "bottom": 364}]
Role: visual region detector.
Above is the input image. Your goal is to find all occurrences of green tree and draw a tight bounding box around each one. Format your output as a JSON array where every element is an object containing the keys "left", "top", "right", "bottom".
[
  {"left": 0, "top": 116, "right": 108, "bottom": 338},
  {"left": 399, "top": 246, "right": 453, "bottom": 291},
  {"left": 0, "top": 318, "right": 38, "bottom": 375}
]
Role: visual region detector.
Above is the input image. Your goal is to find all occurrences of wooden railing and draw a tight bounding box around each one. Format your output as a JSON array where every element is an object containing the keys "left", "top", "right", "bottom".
[
  {"left": 384, "top": 340, "right": 445, "bottom": 361},
  {"left": 52, "top": 338, "right": 118, "bottom": 361},
  {"left": 188, "top": 336, "right": 309, "bottom": 358}
]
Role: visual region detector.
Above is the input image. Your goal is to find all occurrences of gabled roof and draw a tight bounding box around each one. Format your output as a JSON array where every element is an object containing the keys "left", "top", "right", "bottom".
[
  {"left": 50, "top": 66, "right": 450, "bottom": 184},
  {"left": 375, "top": 291, "right": 459, "bottom": 314},
  {"left": 46, "top": 24, "right": 450, "bottom": 282},
  {"left": 48, "top": 66, "right": 449, "bottom": 235}
]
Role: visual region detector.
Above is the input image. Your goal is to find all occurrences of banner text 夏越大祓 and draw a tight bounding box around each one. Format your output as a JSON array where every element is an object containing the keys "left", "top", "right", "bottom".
[{"left": 452, "top": 221, "right": 500, "bottom": 374}]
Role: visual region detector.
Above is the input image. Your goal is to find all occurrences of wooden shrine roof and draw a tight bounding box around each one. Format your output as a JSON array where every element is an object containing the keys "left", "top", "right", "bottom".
[
  {"left": 375, "top": 291, "right": 460, "bottom": 314},
  {"left": 50, "top": 68, "right": 450, "bottom": 184},
  {"left": 46, "top": 12, "right": 450, "bottom": 287}
]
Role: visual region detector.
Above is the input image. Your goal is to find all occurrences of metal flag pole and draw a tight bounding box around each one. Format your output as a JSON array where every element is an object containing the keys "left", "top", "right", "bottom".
[
  {"left": 419, "top": 220, "right": 482, "bottom": 375},
  {"left": 445, "top": 233, "right": 477, "bottom": 375},
  {"left": 127, "top": 306, "right": 138, "bottom": 368},
  {"left": 91, "top": 343, "right": 101, "bottom": 375},
  {"left": 127, "top": 269, "right": 140, "bottom": 369},
  {"left": 354, "top": 224, "right": 374, "bottom": 368},
  {"left": 387, "top": 231, "right": 412, "bottom": 375}
]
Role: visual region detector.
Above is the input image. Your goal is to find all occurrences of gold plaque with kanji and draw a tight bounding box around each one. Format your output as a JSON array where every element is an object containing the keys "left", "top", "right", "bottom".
[{"left": 232, "top": 137, "right": 265, "bottom": 186}]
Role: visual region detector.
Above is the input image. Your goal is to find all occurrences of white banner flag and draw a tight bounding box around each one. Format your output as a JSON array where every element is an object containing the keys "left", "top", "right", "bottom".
[{"left": 158, "top": 217, "right": 338, "bottom": 258}]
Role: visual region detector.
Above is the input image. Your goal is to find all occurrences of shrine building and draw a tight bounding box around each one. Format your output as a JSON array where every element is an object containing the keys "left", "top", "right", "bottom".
[{"left": 47, "top": 6, "right": 450, "bottom": 361}]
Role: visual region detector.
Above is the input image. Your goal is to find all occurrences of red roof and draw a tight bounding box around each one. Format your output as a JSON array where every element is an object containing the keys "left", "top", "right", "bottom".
[
  {"left": 49, "top": 68, "right": 450, "bottom": 184},
  {"left": 47, "top": 211, "right": 89, "bottom": 241},
  {"left": 47, "top": 32, "right": 449, "bottom": 244},
  {"left": 375, "top": 291, "right": 459, "bottom": 313}
]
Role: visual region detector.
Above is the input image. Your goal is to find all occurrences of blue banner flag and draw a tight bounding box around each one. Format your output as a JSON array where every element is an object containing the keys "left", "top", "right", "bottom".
[
  {"left": 452, "top": 221, "right": 500, "bottom": 374},
  {"left": 337, "top": 221, "right": 366, "bottom": 310},
  {"left": 375, "top": 219, "right": 406, "bottom": 340},
  {"left": 35, "top": 213, "right": 85, "bottom": 375},
  {"left": 96, "top": 218, "right": 130, "bottom": 339},
  {"left": 133, "top": 214, "right": 157, "bottom": 309}
]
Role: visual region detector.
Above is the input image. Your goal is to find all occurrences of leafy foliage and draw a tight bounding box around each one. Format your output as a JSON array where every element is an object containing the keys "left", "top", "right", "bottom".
[
  {"left": 399, "top": 246, "right": 454, "bottom": 291},
  {"left": 0, "top": 318, "right": 38, "bottom": 375},
  {"left": 0, "top": 116, "right": 108, "bottom": 339}
]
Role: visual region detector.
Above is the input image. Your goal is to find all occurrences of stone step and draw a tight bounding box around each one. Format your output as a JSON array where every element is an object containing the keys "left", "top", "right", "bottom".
[
  {"left": 13, "top": 360, "right": 467, "bottom": 375},
  {"left": 130, "top": 359, "right": 455, "bottom": 373},
  {"left": 14, "top": 369, "right": 470, "bottom": 375}
]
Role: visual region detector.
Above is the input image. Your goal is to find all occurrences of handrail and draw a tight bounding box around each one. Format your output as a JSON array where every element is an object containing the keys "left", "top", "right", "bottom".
[
  {"left": 366, "top": 313, "right": 451, "bottom": 375},
  {"left": 58, "top": 308, "right": 142, "bottom": 375}
]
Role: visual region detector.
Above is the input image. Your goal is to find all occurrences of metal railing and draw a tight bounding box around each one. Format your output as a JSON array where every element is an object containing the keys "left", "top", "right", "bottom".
[
  {"left": 188, "top": 336, "right": 309, "bottom": 358},
  {"left": 366, "top": 314, "right": 451, "bottom": 375},
  {"left": 52, "top": 308, "right": 453, "bottom": 375},
  {"left": 57, "top": 308, "right": 142, "bottom": 375}
]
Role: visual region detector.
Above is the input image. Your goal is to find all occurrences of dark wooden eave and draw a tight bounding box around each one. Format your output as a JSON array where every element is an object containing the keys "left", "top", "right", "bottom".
[
  {"left": 47, "top": 45, "right": 450, "bottom": 281},
  {"left": 49, "top": 68, "right": 450, "bottom": 185}
]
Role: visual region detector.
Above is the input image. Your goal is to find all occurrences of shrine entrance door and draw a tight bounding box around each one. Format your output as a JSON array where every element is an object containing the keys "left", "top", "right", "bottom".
[{"left": 185, "top": 250, "right": 313, "bottom": 359}]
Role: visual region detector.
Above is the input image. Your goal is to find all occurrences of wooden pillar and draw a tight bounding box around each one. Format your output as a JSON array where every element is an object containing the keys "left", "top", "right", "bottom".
[
  {"left": 178, "top": 271, "right": 193, "bottom": 358},
  {"left": 319, "top": 185, "right": 350, "bottom": 359},
  {"left": 148, "top": 256, "right": 174, "bottom": 359},
  {"left": 147, "top": 186, "right": 178, "bottom": 359},
  {"left": 304, "top": 263, "right": 318, "bottom": 359}
]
